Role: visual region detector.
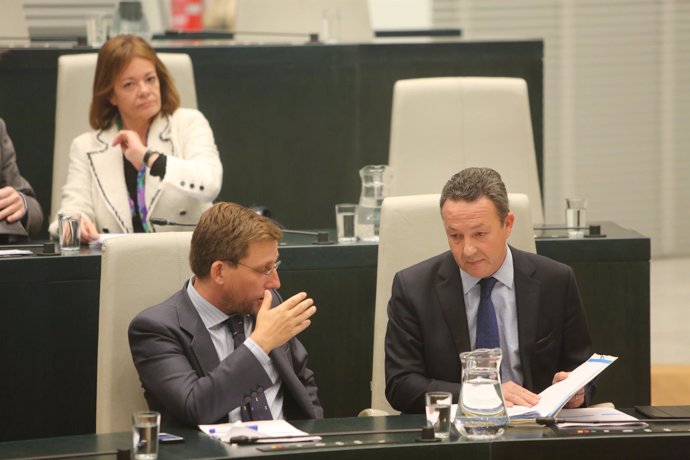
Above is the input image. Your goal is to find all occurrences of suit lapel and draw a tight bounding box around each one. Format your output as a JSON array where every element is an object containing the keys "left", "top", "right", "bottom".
[
  {"left": 512, "top": 247, "right": 540, "bottom": 390},
  {"left": 177, "top": 286, "right": 221, "bottom": 374},
  {"left": 435, "top": 252, "right": 471, "bottom": 354},
  {"left": 87, "top": 128, "right": 131, "bottom": 232},
  {"left": 143, "top": 115, "right": 172, "bottom": 218}
]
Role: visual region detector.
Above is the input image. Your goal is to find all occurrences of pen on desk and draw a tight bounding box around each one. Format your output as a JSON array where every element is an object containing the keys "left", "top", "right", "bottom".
[{"left": 246, "top": 425, "right": 259, "bottom": 431}]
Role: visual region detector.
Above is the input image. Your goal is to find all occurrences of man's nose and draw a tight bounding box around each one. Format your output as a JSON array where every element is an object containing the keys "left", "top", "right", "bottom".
[{"left": 265, "top": 270, "right": 281, "bottom": 290}]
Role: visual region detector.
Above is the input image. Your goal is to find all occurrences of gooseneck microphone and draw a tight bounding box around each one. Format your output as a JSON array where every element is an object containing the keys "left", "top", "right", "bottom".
[
  {"left": 149, "top": 217, "right": 196, "bottom": 227},
  {"left": 536, "top": 416, "right": 690, "bottom": 426}
]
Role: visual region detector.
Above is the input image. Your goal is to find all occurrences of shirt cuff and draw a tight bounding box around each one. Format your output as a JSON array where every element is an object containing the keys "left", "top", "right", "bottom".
[
  {"left": 244, "top": 337, "right": 279, "bottom": 384},
  {"left": 18, "top": 192, "right": 29, "bottom": 221}
]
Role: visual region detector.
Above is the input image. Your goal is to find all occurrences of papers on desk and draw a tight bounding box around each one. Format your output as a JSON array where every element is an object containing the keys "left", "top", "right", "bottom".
[
  {"left": 199, "top": 420, "right": 321, "bottom": 444},
  {"left": 0, "top": 249, "right": 33, "bottom": 257},
  {"left": 88, "top": 233, "right": 127, "bottom": 249},
  {"left": 555, "top": 408, "right": 647, "bottom": 428},
  {"left": 508, "top": 354, "right": 617, "bottom": 420}
]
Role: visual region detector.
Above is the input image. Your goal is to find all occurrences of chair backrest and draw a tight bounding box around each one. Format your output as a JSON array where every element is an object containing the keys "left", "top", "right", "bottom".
[
  {"left": 0, "top": 0, "right": 29, "bottom": 45},
  {"left": 234, "top": 0, "right": 373, "bottom": 43},
  {"left": 370, "top": 193, "right": 535, "bottom": 413},
  {"left": 51, "top": 53, "right": 197, "bottom": 222},
  {"left": 388, "top": 77, "right": 544, "bottom": 225},
  {"left": 96, "top": 232, "right": 193, "bottom": 433}
]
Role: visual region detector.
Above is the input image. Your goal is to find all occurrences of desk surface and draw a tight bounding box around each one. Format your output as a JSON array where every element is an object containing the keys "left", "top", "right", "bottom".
[{"left": 0, "top": 414, "right": 688, "bottom": 460}]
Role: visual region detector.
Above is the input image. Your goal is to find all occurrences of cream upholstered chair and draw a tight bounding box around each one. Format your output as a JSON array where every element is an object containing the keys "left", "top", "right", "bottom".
[
  {"left": 388, "top": 77, "right": 544, "bottom": 225},
  {"left": 234, "top": 0, "right": 373, "bottom": 43},
  {"left": 369, "top": 193, "right": 535, "bottom": 414},
  {"left": 51, "top": 53, "right": 197, "bottom": 223},
  {"left": 96, "top": 232, "right": 193, "bottom": 433}
]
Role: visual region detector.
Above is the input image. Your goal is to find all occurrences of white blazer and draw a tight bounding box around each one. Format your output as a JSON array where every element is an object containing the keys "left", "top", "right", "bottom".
[{"left": 50, "top": 108, "right": 222, "bottom": 236}]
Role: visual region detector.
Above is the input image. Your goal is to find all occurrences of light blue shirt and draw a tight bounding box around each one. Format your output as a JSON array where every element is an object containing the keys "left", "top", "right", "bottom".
[
  {"left": 186, "top": 278, "right": 284, "bottom": 421},
  {"left": 460, "top": 245, "right": 524, "bottom": 385}
]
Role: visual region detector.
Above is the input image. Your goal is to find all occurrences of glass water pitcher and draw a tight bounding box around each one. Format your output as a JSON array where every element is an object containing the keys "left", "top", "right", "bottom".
[{"left": 456, "top": 347, "right": 509, "bottom": 439}]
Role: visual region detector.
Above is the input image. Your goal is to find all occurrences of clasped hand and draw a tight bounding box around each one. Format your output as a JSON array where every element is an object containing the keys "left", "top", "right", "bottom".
[
  {"left": 0, "top": 186, "right": 26, "bottom": 222},
  {"left": 112, "top": 130, "right": 147, "bottom": 167},
  {"left": 251, "top": 291, "right": 317, "bottom": 354}
]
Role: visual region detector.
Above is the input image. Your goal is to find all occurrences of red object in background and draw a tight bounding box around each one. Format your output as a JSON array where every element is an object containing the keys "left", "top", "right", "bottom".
[{"left": 170, "top": 0, "right": 203, "bottom": 31}]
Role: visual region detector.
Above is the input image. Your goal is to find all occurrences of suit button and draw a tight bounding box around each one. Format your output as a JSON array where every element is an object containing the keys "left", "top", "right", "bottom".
[
  {"left": 244, "top": 396, "right": 251, "bottom": 403},
  {"left": 251, "top": 391, "right": 257, "bottom": 399},
  {"left": 257, "top": 386, "right": 264, "bottom": 393},
  {"left": 190, "top": 183, "right": 195, "bottom": 189},
  {"left": 199, "top": 185, "right": 205, "bottom": 191},
  {"left": 180, "top": 181, "right": 185, "bottom": 186}
]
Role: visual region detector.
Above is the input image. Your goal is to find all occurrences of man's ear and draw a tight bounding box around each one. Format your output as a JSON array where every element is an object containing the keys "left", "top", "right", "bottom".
[{"left": 209, "top": 260, "right": 227, "bottom": 285}]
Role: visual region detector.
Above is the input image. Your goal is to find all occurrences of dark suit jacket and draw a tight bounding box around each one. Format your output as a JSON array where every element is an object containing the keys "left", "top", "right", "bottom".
[
  {"left": 385, "top": 247, "right": 592, "bottom": 413},
  {"left": 129, "top": 282, "right": 323, "bottom": 428},
  {"left": 0, "top": 118, "right": 43, "bottom": 239}
]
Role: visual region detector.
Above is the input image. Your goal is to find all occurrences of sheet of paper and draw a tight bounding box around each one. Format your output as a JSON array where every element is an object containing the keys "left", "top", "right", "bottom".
[
  {"left": 508, "top": 354, "right": 617, "bottom": 420},
  {"left": 88, "top": 233, "right": 127, "bottom": 249},
  {"left": 556, "top": 407, "right": 647, "bottom": 428},
  {"left": 0, "top": 249, "right": 33, "bottom": 257},
  {"left": 199, "top": 420, "right": 321, "bottom": 443}
]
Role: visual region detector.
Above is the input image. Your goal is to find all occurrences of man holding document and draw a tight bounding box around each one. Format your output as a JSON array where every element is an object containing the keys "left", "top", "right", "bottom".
[
  {"left": 385, "top": 168, "right": 592, "bottom": 413},
  {"left": 129, "top": 202, "right": 323, "bottom": 428}
]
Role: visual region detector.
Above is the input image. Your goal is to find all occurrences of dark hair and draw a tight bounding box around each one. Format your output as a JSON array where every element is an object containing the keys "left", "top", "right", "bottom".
[
  {"left": 190, "top": 202, "right": 283, "bottom": 278},
  {"left": 89, "top": 34, "right": 180, "bottom": 130},
  {"left": 440, "top": 167, "right": 510, "bottom": 222}
]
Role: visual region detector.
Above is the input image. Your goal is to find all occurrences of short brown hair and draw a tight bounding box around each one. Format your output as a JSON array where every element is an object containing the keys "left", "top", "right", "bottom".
[
  {"left": 190, "top": 202, "right": 283, "bottom": 278},
  {"left": 89, "top": 34, "right": 180, "bottom": 130},
  {"left": 440, "top": 167, "right": 510, "bottom": 222}
]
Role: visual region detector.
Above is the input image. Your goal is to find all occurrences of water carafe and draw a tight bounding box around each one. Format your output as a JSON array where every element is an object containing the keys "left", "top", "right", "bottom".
[
  {"left": 356, "top": 165, "right": 391, "bottom": 242},
  {"left": 456, "top": 348, "right": 509, "bottom": 439}
]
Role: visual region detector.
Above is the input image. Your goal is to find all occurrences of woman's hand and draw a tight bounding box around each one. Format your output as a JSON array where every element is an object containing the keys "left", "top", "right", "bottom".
[
  {"left": 80, "top": 214, "right": 99, "bottom": 243},
  {"left": 112, "top": 130, "right": 146, "bottom": 167}
]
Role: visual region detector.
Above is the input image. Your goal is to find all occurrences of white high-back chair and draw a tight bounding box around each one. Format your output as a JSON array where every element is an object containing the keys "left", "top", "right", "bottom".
[
  {"left": 234, "top": 0, "right": 373, "bottom": 43},
  {"left": 51, "top": 53, "right": 197, "bottom": 222},
  {"left": 0, "top": 0, "right": 29, "bottom": 46},
  {"left": 96, "top": 232, "right": 193, "bottom": 433},
  {"left": 369, "top": 193, "right": 535, "bottom": 414},
  {"left": 388, "top": 77, "right": 544, "bottom": 225}
]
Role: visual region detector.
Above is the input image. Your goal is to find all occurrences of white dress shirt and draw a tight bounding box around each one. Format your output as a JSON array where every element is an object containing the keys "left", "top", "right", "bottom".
[{"left": 460, "top": 245, "right": 524, "bottom": 385}]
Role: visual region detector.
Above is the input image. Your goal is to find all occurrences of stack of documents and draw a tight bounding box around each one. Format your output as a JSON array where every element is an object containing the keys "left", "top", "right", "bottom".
[
  {"left": 508, "top": 354, "right": 617, "bottom": 421},
  {"left": 555, "top": 407, "right": 647, "bottom": 428},
  {"left": 199, "top": 420, "right": 321, "bottom": 443}
]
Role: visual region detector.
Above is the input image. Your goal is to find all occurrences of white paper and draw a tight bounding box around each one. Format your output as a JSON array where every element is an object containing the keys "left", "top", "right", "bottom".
[
  {"left": 0, "top": 249, "right": 33, "bottom": 257},
  {"left": 508, "top": 354, "right": 617, "bottom": 420},
  {"left": 199, "top": 420, "right": 321, "bottom": 444},
  {"left": 556, "top": 407, "right": 647, "bottom": 428},
  {"left": 88, "top": 233, "right": 127, "bottom": 249}
]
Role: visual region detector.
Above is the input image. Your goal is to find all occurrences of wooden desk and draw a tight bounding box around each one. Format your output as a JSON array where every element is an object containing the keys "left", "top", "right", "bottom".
[
  {"left": 0, "top": 414, "right": 687, "bottom": 460},
  {"left": 0, "top": 222, "right": 649, "bottom": 441}
]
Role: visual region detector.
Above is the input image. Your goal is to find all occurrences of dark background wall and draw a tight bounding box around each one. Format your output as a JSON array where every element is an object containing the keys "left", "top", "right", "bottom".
[{"left": 0, "top": 40, "right": 543, "bottom": 237}]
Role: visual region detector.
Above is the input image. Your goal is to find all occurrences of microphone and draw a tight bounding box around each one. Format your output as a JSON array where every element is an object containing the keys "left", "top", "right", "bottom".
[
  {"left": 249, "top": 206, "right": 334, "bottom": 245},
  {"left": 535, "top": 416, "right": 690, "bottom": 426},
  {"left": 149, "top": 217, "right": 196, "bottom": 227}
]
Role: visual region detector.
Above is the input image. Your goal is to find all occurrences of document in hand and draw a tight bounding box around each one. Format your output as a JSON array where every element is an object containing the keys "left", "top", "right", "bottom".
[
  {"left": 199, "top": 420, "right": 322, "bottom": 444},
  {"left": 507, "top": 354, "right": 617, "bottom": 420}
]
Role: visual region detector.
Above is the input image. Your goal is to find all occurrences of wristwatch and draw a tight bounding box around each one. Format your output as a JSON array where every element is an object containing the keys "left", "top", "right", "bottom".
[{"left": 143, "top": 149, "right": 156, "bottom": 166}]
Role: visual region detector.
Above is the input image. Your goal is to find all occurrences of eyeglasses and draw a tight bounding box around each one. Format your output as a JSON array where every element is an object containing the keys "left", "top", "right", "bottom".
[{"left": 232, "top": 259, "right": 282, "bottom": 276}]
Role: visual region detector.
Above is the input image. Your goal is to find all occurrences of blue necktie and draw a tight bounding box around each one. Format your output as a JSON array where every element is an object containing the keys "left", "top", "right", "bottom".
[
  {"left": 475, "top": 277, "right": 500, "bottom": 349},
  {"left": 228, "top": 315, "right": 273, "bottom": 421}
]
